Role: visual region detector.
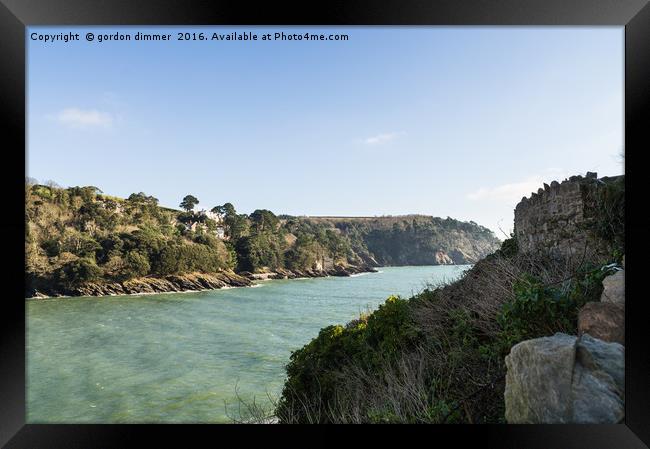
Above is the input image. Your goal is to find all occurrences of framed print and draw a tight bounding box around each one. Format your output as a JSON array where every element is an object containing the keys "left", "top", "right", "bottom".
[{"left": 1, "top": 0, "right": 649, "bottom": 447}]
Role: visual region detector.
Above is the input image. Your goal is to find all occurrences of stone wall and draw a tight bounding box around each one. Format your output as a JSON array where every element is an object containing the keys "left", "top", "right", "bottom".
[{"left": 513, "top": 172, "right": 621, "bottom": 258}]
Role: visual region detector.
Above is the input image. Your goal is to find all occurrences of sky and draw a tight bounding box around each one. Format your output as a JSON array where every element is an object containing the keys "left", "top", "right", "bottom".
[{"left": 27, "top": 26, "right": 624, "bottom": 237}]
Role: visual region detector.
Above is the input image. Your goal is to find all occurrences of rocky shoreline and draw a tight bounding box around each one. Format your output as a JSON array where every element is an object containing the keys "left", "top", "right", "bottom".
[{"left": 26, "top": 265, "right": 378, "bottom": 299}]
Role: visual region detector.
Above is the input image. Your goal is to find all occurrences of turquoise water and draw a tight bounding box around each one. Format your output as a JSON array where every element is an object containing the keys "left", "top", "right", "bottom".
[{"left": 27, "top": 265, "right": 470, "bottom": 423}]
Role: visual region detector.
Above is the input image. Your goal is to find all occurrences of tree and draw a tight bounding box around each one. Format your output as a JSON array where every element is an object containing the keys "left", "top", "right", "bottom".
[
  {"left": 61, "top": 231, "right": 101, "bottom": 258},
  {"left": 128, "top": 192, "right": 159, "bottom": 206},
  {"left": 221, "top": 203, "right": 236, "bottom": 215},
  {"left": 250, "top": 209, "right": 279, "bottom": 233},
  {"left": 122, "top": 251, "right": 151, "bottom": 279},
  {"left": 55, "top": 258, "right": 103, "bottom": 288},
  {"left": 228, "top": 214, "right": 250, "bottom": 240},
  {"left": 235, "top": 233, "right": 283, "bottom": 272},
  {"left": 285, "top": 235, "right": 324, "bottom": 271},
  {"left": 216, "top": 203, "right": 249, "bottom": 240},
  {"left": 210, "top": 205, "right": 228, "bottom": 222},
  {"left": 180, "top": 195, "right": 199, "bottom": 212},
  {"left": 127, "top": 192, "right": 160, "bottom": 218}
]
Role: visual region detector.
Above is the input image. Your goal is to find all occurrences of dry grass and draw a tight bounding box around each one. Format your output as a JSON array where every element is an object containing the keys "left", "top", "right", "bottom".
[
  {"left": 224, "top": 383, "right": 278, "bottom": 424},
  {"left": 413, "top": 243, "right": 601, "bottom": 338},
  {"left": 272, "top": 241, "right": 608, "bottom": 424}
]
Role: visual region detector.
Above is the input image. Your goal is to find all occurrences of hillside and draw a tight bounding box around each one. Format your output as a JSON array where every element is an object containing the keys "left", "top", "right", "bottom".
[
  {"left": 25, "top": 182, "right": 500, "bottom": 298},
  {"left": 273, "top": 173, "right": 625, "bottom": 424},
  {"left": 299, "top": 215, "right": 499, "bottom": 265}
]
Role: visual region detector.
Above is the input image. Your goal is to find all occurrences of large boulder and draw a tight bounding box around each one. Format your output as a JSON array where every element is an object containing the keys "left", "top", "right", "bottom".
[
  {"left": 505, "top": 333, "right": 624, "bottom": 423},
  {"left": 504, "top": 333, "right": 577, "bottom": 423},
  {"left": 578, "top": 302, "right": 625, "bottom": 345},
  {"left": 601, "top": 269, "right": 624, "bottom": 304},
  {"left": 572, "top": 334, "right": 625, "bottom": 423}
]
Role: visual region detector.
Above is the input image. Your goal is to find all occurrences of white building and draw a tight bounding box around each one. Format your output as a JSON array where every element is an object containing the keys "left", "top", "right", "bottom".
[
  {"left": 187, "top": 212, "right": 227, "bottom": 239},
  {"left": 197, "top": 209, "right": 223, "bottom": 223}
]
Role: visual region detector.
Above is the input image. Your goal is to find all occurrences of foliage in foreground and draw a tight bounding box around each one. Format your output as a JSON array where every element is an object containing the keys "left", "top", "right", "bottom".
[
  {"left": 274, "top": 239, "right": 620, "bottom": 423},
  {"left": 273, "top": 175, "right": 625, "bottom": 423}
]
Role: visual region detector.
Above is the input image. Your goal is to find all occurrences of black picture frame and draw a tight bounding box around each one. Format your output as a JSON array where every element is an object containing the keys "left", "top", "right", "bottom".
[{"left": 1, "top": 0, "right": 648, "bottom": 446}]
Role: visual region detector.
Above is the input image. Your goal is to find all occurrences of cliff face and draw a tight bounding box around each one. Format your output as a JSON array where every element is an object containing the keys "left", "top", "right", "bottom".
[{"left": 301, "top": 215, "right": 501, "bottom": 266}]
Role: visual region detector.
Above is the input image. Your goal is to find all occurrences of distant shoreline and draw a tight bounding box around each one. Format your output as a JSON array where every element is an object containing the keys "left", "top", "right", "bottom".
[
  {"left": 26, "top": 265, "right": 380, "bottom": 300},
  {"left": 25, "top": 264, "right": 476, "bottom": 300}
]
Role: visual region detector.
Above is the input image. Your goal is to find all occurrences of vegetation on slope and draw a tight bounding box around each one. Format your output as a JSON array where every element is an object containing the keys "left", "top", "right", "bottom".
[
  {"left": 26, "top": 184, "right": 231, "bottom": 294},
  {"left": 299, "top": 216, "right": 500, "bottom": 265},
  {"left": 25, "top": 181, "right": 500, "bottom": 296},
  {"left": 273, "top": 176, "right": 625, "bottom": 423}
]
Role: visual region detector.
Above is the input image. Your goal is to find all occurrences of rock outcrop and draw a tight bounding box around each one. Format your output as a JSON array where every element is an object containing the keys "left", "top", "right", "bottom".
[
  {"left": 504, "top": 333, "right": 624, "bottom": 424},
  {"left": 27, "top": 265, "right": 378, "bottom": 299},
  {"left": 434, "top": 251, "right": 454, "bottom": 265},
  {"left": 577, "top": 263, "right": 625, "bottom": 344},
  {"left": 601, "top": 269, "right": 625, "bottom": 304},
  {"left": 301, "top": 215, "right": 501, "bottom": 266},
  {"left": 578, "top": 302, "right": 625, "bottom": 345},
  {"left": 59, "top": 271, "right": 251, "bottom": 297},
  {"left": 269, "top": 264, "right": 377, "bottom": 279}
]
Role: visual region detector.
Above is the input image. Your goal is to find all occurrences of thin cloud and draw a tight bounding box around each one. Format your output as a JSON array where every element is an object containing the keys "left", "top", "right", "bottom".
[
  {"left": 363, "top": 132, "right": 401, "bottom": 145},
  {"left": 52, "top": 108, "right": 113, "bottom": 128},
  {"left": 466, "top": 169, "right": 570, "bottom": 203}
]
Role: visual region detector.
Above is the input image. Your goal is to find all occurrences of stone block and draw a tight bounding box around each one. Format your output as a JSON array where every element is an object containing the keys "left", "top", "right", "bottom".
[{"left": 578, "top": 302, "right": 625, "bottom": 345}]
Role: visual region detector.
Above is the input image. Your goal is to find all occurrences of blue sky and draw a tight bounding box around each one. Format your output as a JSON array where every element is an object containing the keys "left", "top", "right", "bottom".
[{"left": 27, "top": 27, "right": 623, "bottom": 236}]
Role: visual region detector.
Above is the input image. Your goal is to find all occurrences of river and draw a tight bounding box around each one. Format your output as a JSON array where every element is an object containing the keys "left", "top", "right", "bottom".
[{"left": 27, "top": 265, "right": 470, "bottom": 423}]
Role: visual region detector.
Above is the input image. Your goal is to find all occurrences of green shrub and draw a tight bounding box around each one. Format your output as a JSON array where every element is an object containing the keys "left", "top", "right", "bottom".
[
  {"left": 235, "top": 233, "right": 284, "bottom": 272},
  {"left": 275, "top": 255, "right": 620, "bottom": 423},
  {"left": 40, "top": 239, "right": 61, "bottom": 257},
  {"left": 121, "top": 251, "right": 151, "bottom": 279},
  {"left": 276, "top": 295, "right": 420, "bottom": 423},
  {"left": 492, "top": 264, "right": 615, "bottom": 356},
  {"left": 54, "top": 258, "right": 103, "bottom": 288},
  {"left": 284, "top": 235, "right": 324, "bottom": 271},
  {"left": 153, "top": 243, "right": 228, "bottom": 275},
  {"left": 59, "top": 233, "right": 101, "bottom": 258},
  {"left": 363, "top": 295, "right": 421, "bottom": 357}
]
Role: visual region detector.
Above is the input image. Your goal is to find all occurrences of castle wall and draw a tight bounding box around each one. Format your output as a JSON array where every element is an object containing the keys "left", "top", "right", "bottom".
[{"left": 513, "top": 173, "right": 612, "bottom": 258}]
